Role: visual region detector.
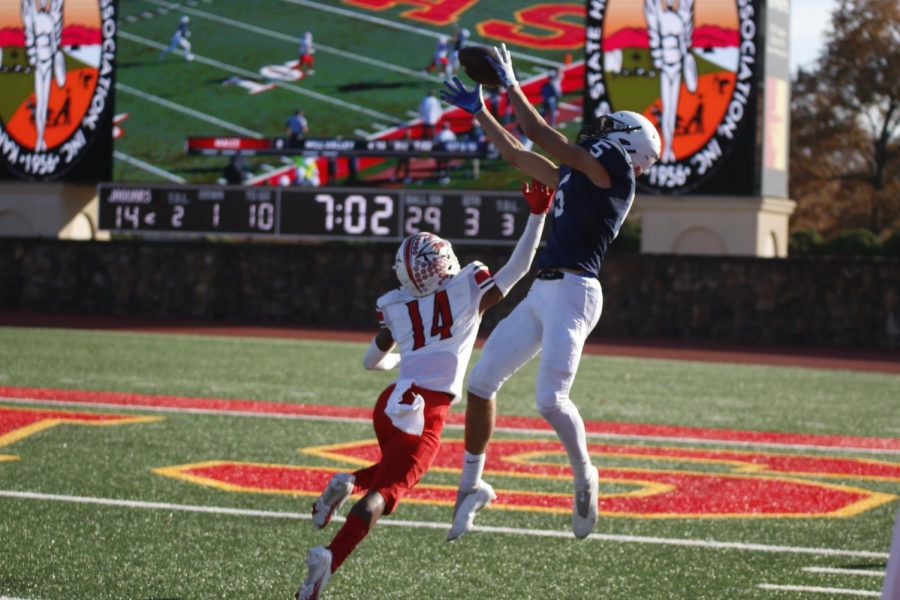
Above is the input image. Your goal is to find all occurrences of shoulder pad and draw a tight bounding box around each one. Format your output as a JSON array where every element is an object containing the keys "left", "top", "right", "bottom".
[
  {"left": 377, "top": 288, "right": 411, "bottom": 309},
  {"left": 596, "top": 138, "right": 633, "bottom": 178}
]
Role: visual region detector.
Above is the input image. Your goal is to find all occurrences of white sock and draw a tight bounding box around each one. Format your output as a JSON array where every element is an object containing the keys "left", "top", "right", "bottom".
[
  {"left": 459, "top": 451, "right": 486, "bottom": 492},
  {"left": 539, "top": 400, "right": 592, "bottom": 487}
]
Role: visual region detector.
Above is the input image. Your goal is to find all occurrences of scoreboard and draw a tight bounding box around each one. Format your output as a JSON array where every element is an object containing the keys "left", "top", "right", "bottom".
[
  {"left": 185, "top": 136, "right": 490, "bottom": 158},
  {"left": 98, "top": 184, "right": 529, "bottom": 245}
]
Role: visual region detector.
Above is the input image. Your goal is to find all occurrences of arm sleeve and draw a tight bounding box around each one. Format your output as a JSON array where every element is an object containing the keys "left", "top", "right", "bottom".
[{"left": 491, "top": 213, "right": 546, "bottom": 296}]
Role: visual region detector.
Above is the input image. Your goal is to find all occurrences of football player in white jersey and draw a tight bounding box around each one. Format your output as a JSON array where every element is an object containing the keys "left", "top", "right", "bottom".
[
  {"left": 159, "top": 16, "right": 193, "bottom": 62},
  {"left": 295, "top": 180, "right": 554, "bottom": 600}
]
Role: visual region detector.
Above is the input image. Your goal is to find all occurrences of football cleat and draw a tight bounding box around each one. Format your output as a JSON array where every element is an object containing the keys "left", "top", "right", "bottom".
[
  {"left": 447, "top": 480, "right": 496, "bottom": 541},
  {"left": 572, "top": 467, "right": 599, "bottom": 539},
  {"left": 311, "top": 473, "right": 355, "bottom": 529},
  {"left": 295, "top": 546, "right": 332, "bottom": 600}
]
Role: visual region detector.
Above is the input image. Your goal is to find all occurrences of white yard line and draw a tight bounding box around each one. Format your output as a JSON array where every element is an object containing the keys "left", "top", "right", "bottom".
[
  {"left": 118, "top": 30, "right": 399, "bottom": 123},
  {"left": 758, "top": 583, "right": 880, "bottom": 596},
  {"left": 2, "top": 395, "right": 898, "bottom": 456},
  {"left": 0, "top": 489, "right": 889, "bottom": 559},
  {"left": 143, "top": 0, "right": 442, "bottom": 82},
  {"left": 116, "top": 83, "right": 264, "bottom": 138},
  {"left": 802, "top": 567, "right": 885, "bottom": 577},
  {"left": 491, "top": 425, "right": 900, "bottom": 456},
  {"left": 275, "top": 0, "right": 564, "bottom": 68},
  {"left": 0, "top": 395, "right": 374, "bottom": 424},
  {"left": 113, "top": 151, "right": 186, "bottom": 183}
]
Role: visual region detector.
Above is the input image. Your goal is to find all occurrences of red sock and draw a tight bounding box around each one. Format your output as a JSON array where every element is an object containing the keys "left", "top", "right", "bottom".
[{"left": 327, "top": 513, "right": 370, "bottom": 573}]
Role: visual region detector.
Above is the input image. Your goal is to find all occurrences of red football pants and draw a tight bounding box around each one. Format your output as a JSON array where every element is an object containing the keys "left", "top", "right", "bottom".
[{"left": 352, "top": 383, "right": 451, "bottom": 514}]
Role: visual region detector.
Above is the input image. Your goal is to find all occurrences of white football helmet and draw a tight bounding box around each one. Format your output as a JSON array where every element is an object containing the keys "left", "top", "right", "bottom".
[
  {"left": 394, "top": 232, "right": 460, "bottom": 297},
  {"left": 581, "top": 111, "right": 661, "bottom": 175}
]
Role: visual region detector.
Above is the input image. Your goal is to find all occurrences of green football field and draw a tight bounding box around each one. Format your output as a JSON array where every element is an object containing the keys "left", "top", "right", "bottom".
[
  {"left": 112, "top": 0, "right": 582, "bottom": 188},
  {"left": 0, "top": 326, "right": 897, "bottom": 599}
]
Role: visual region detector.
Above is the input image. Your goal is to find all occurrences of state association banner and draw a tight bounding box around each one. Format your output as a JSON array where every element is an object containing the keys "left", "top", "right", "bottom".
[
  {"left": 584, "top": 0, "right": 762, "bottom": 196},
  {"left": 0, "top": 0, "right": 117, "bottom": 181}
]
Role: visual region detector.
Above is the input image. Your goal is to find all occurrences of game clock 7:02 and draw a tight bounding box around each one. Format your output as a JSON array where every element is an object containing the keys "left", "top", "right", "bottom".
[{"left": 98, "top": 185, "right": 530, "bottom": 244}]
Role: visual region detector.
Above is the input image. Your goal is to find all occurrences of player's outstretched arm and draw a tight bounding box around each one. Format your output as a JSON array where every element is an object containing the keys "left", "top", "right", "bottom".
[
  {"left": 478, "top": 179, "right": 552, "bottom": 314},
  {"left": 441, "top": 78, "right": 558, "bottom": 188},
  {"left": 363, "top": 328, "right": 399, "bottom": 371},
  {"left": 489, "top": 45, "right": 612, "bottom": 189}
]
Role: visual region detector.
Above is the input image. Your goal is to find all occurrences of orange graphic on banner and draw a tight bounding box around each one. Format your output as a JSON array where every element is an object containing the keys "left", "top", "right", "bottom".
[
  {"left": 4, "top": 68, "right": 99, "bottom": 150},
  {"left": 155, "top": 439, "right": 898, "bottom": 519},
  {"left": 0, "top": 406, "right": 161, "bottom": 449}
]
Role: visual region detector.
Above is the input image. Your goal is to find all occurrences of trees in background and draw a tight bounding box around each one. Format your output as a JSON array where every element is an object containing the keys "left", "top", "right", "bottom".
[{"left": 789, "top": 0, "right": 899, "bottom": 240}]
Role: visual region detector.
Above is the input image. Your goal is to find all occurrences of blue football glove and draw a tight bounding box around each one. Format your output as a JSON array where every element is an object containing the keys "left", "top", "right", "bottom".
[{"left": 440, "top": 77, "right": 484, "bottom": 116}]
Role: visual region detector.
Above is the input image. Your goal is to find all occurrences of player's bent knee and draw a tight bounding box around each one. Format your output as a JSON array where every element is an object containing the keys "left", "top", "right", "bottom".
[
  {"left": 466, "top": 361, "right": 502, "bottom": 400},
  {"left": 535, "top": 390, "right": 571, "bottom": 416},
  {"left": 351, "top": 490, "right": 386, "bottom": 523}
]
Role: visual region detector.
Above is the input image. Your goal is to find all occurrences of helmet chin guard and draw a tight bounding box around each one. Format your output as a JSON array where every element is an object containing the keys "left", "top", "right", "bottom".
[
  {"left": 394, "top": 232, "right": 460, "bottom": 297},
  {"left": 578, "top": 111, "right": 661, "bottom": 175}
]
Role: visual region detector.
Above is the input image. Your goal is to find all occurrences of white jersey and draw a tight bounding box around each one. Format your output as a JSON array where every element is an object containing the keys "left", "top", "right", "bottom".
[{"left": 376, "top": 262, "right": 495, "bottom": 401}]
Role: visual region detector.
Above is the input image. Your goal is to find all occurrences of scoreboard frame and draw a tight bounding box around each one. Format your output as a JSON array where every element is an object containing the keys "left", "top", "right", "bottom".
[{"left": 97, "top": 183, "right": 533, "bottom": 246}]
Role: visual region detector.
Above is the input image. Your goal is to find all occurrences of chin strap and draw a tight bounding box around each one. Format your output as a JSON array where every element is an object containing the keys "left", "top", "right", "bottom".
[
  {"left": 492, "top": 213, "right": 546, "bottom": 296},
  {"left": 363, "top": 337, "right": 401, "bottom": 371}
]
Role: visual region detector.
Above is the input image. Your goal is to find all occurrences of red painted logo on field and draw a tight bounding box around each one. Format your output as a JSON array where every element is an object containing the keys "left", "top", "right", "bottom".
[
  {"left": 155, "top": 439, "right": 898, "bottom": 519},
  {"left": 0, "top": 406, "right": 161, "bottom": 451}
]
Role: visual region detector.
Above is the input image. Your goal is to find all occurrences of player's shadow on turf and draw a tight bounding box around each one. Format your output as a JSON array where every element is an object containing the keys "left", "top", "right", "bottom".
[{"left": 337, "top": 81, "right": 422, "bottom": 92}]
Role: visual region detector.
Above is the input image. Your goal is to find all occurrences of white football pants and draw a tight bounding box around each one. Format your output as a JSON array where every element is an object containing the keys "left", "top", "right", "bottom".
[{"left": 468, "top": 273, "right": 602, "bottom": 412}]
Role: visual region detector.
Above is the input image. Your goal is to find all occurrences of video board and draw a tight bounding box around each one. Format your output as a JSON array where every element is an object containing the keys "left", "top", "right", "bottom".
[{"left": 109, "top": 1, "right": 580, "bottom": 190}]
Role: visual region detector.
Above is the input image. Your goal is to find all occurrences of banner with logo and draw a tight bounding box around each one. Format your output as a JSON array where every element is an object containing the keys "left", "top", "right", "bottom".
[
  {"left": 0, "top": 0, "right": 117, "bottom": 182},
  {"left": 584, "top": 0, "right": 763, "bottom": 196}
]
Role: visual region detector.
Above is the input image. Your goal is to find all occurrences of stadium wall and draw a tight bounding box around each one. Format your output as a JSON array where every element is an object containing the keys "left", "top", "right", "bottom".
[{"left": 0, "top": 239, "right": 898, "bottom": 350}]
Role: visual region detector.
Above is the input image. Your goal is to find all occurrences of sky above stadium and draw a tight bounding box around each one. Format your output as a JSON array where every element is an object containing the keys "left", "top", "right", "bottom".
[{"left": 790, "top": 0, "right": 838, "bottom": 72}]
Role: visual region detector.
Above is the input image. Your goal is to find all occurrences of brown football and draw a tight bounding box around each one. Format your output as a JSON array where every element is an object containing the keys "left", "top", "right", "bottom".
[{"left": 458, "top": 46, "right": 502, "bottom": 87}]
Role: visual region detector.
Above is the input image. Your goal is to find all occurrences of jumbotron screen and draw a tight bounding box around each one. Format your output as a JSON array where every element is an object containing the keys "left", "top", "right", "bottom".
[{"left": 109, "top": 1, "right": 583, "bottom": 191}]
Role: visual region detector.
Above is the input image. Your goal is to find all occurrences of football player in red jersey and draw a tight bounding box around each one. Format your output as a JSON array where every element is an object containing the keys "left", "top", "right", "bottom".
[
  {"left": 295, "top": 180, "right": 554, "bottom": 600},
  {"left": 295, "top": 31, "right": 315, "bottom": 76},
  {"left": 440, "top": 45, "right": 661, "bottom": 542},
  {"left": 424, "top": 35, "right": 450, "bottom": 77}
]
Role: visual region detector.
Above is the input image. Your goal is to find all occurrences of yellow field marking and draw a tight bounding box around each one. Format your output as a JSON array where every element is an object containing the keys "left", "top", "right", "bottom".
[
  {"left": 152, "top": 460, "right": 327, "bottom": 497},
  {"left": 574, "top": 443, "right": 900, "bottom": 483},
  {"left": 299, "top": 438, "right": 381, "bottom": 467},
  {"left": 0, "top": 406, "right": 163, "bottom": 449}
]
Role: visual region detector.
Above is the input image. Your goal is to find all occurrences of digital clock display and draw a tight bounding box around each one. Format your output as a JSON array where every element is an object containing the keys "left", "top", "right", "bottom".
[{"left": 98, "top": 184, "right": 529, "bottom": 245}]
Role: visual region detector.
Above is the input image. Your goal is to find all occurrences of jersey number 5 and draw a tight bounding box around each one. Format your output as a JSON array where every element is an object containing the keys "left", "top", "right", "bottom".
[{"left": 406, "top": 290, "right": 454, "bottom": 350}]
